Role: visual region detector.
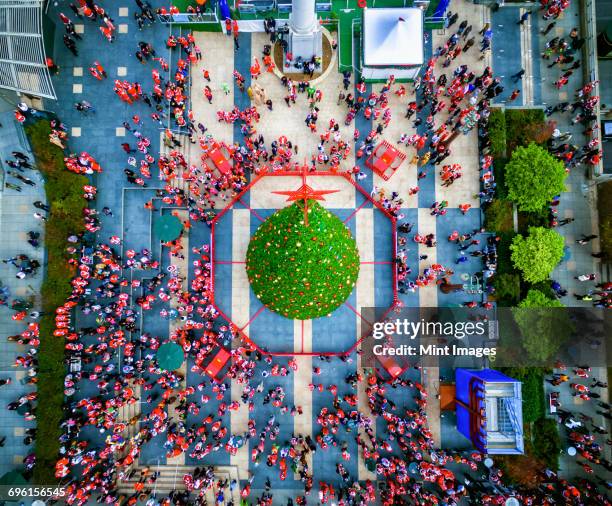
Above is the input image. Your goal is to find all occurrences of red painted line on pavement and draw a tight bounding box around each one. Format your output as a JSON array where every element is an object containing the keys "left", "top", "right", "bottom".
[
  {"left": 343, "top": 197, "right": 369, "bottom": 223},
  {"left": 344, "top": 302, "right": 372, "bottom": 326},
  {"left": 238, "top": 197, "right": 265, "bottom": 222},
  {"left": 240, "top": 305, "right": 266, "bottom": 332}
]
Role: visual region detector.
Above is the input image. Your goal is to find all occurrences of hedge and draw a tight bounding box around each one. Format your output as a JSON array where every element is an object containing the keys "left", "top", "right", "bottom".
[
  {"left": 532, "top": 417, "right": 561, "bottom": 470},
  {"left": 484, "top": 199, "right": 513, "bottom": 233},
  {"left": 505, "top": 108, "right": 550, "bottom": 155},
  {"left": 24, "top": 119, "right": 87, "bottom": 485},
  {"left": 496, "top": 231, "right": 517, "bottom": 276},
  {"left": 492, "top": 273, "right": 521, "bottom": 307},
  {"left": 517, "top": 206, "right": 550, "bottom": 234},
  {"left": 488, "top": 108, "right": 507, "bottom": 159},
  {"left": 598, "top": 180, "right": 612, "bottom": 262}
]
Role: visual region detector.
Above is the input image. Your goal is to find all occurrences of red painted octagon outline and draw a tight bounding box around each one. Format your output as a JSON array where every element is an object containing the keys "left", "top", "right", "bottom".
[{"left": 209, "top": 168, "right": 399, "bottom": 356}]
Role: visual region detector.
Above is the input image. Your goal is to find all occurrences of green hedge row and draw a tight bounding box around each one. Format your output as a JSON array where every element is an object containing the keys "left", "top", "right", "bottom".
[
  {"left": 532, "top": 417, "right": 562, "bottom": 470},
  {"left": 505, "top": 108, "right": 547, "bottom": 155},
  {"left": 487, "top": 108, "right": 507, "bottom": 159},
  {"left": 488, "top": 110, "right": 561, "bottom": 472},
  {"left": 597, "top": 181, "right": 612, "bottom": 262},
  {"left": 24, "top": 119, "right": 87, "bottom": 485}
]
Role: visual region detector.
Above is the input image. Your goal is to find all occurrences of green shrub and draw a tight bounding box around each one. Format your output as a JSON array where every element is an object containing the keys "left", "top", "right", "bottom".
[
  {"left": 510, "top": 227, "right": 564, "bottom": 283},
  {"left": 598, "top": 181, "right": 612, "bottom": 262},
  {"left": 517, "top": 206, "right": 550, "bottom": 234},
  {"left": 514, "top": 289, "right": 572, "bottom": 363},
  {"left": 488, "top": 108, "right": 507, "bottom": 158},
  {"left": 492, "top": 273, "right": 521, "bottom": 306},
  {"left": 505, "top": 143, "right": 567, "bottom": 213},
  {"left": 24, "top": 119, "right": 87, "bottom": 485},
  {"left": 496, "top": 231, "right": 518, "bottom": 275},
  {"left": 532, "top": 417, "right": 561, "bottom": 470},
  {"left": 505, "top": 108, "right": 549, "bottom": 154},
  {"left": 493, "top": 157, "right": 509, "bottom": 200},
  {"left": 484, "top": 199, "right": 514, "bottom": 233}
]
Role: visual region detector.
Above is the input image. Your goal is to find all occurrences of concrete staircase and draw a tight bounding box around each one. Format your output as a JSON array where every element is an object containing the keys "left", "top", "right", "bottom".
[
  {"left": 116, "top": 464, "right": 240, "bottom": 504},
  {"left": 117, "top": 384, "right": 142, "bottom": 439},
  {"left": 160, "top": 132, "right": 194, "bottom": 194}
]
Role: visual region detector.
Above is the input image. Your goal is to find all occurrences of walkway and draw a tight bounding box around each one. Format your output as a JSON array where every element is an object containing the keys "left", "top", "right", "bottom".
[{"left": 0, "top": 111, "right": 45, "bottom": 476}]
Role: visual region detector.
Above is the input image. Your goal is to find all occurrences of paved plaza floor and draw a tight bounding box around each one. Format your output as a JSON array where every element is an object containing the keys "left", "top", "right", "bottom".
[
  {"left": 0, "top": 0, "right": 608, "bottom": 502},
  {"left": 37, "top": 0, "right": 489, "bottom": 488}
]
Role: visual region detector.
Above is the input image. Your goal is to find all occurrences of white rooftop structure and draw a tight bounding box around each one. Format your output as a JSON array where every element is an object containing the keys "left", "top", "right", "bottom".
[
  {"left": 0, "top": 0, "right": 56, "bottom": 99},
  {"left": 362, "top": 7, "right": 424, "bottom": 81}
]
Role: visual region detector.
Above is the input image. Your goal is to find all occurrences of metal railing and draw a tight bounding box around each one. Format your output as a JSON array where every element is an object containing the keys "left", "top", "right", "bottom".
[
  {"left": 425, "top": 15, "right": 446, "bottom": 25},
  {"left": 0, "top": 0, "right": 56, "bottom": 99},
  {"left": 157, "top": 11, "right": 218, "bottom": 24},
  {"left": 502, "top": 397, "right": 523, "bottom": 437},
  {"left": 242, "top": 0, "right": 332, "bottom": 14},
  {"left": 239, "top": 0, "right": 276, "bottom": 13}
]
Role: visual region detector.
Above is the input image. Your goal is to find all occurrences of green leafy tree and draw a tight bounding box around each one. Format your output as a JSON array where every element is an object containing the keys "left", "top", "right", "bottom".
[
  {"left": 505, "top": 143, "right": 567, "bottom": 212},
  {"left": 518, "top": 289, "right": 564, "bottom": 308},
  {"left": 510, "top": 227, "right": 564, "bottom": 283},
  {"left": 246, "top": 201, "right": 360, "bottom": 320},
  {"left": 513, "top": 289, "right": 572, "bottom": 363}
]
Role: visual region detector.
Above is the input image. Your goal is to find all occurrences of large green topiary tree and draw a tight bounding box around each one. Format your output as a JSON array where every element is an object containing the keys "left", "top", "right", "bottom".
[
  {"left": 510, "top": 227, "right": 564, "bottom": 283},
  {"left": 513, "top": 289, "right": 572, "bottom": 363},
  {"left": 246, "top": 201, "right": 360, "bottom": 319},
  {"left": 505, "top": 142, "right": 567, "bottom": 212}
]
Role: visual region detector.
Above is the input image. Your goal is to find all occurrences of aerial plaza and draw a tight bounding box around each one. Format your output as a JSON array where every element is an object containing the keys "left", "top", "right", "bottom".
[{"left": 0, "top": 0, "right": 611, "bottom": 504}]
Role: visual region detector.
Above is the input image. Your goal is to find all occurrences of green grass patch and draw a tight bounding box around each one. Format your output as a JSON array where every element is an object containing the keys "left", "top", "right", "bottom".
[
  {"left": 531, "top": 417, "right": 561, "bottom": 470},
  {"left": 496, "top": 231, "right": 517, "bottom": 276},
  {"left": 24, "top": 119, "right": 87, "bottom": 485},
  {"left": 492, "top": 273, "right": 521, "bottom": 307},
  {"left": 484, "top": 199, "right": 514, "bottom": 233},
  {"left": 488, "top": 108, "right": 506, "bottom": 158},
  {"left": 493, "top": 157, "right": 509, "bottom": 200},
  {"left": 517, "top": 207, "right": 550, "bottom": 234},
  {"left": 505, "top": 108, "right": 550, "bottom": 155}
]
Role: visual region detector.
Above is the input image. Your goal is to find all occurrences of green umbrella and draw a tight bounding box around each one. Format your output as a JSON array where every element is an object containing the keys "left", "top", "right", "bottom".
[
  {"left": 157, "top": 342, "right": 184, "bottom": 371},
  {"left": 0, "top": 470, "right": 27, "bottom": 486},
  {"left": 155, "top": 215, "right": 184, "bottom": 242}
]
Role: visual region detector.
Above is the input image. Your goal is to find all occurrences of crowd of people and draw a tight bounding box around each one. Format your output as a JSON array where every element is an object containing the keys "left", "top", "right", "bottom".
[{"left": 0, "top": 0, "right": 609, "bottom": 505}]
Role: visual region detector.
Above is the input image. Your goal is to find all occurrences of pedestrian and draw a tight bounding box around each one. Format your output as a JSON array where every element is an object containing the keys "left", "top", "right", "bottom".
[
  {"left": 575, "top": 273, "right": 596, "bottom": 282},
  {"left": 5, "top": 182, "right": 21, "bottom": 192},
  {"left": 511, "top": 69, "right": 525, "bottom": 82},
  {"left": 506, "top": 89, "right": 520, "bottom": 103},
  {"left": 541, "top": 21, "right": 556, "bottom": 35},
  {"left": 33, "top": 201, "right": 50, "bottom": 212},
  {"left": 576, "top": 234, "right": 597, "bottom": 244},
  {"left": 517, "top": 11, "right": 531, "bottom": 25}
]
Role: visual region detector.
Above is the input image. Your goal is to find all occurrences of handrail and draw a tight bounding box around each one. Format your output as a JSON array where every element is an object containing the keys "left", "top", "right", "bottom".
[
  {"left": 425, "top": 15, "right": 446, "bottom": 24},
  {"left": 158, "top": 11, "right": 218, "bottom": 24},
  {"left": 502, "top": 397, "right": 523, "bottom": 437}
]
